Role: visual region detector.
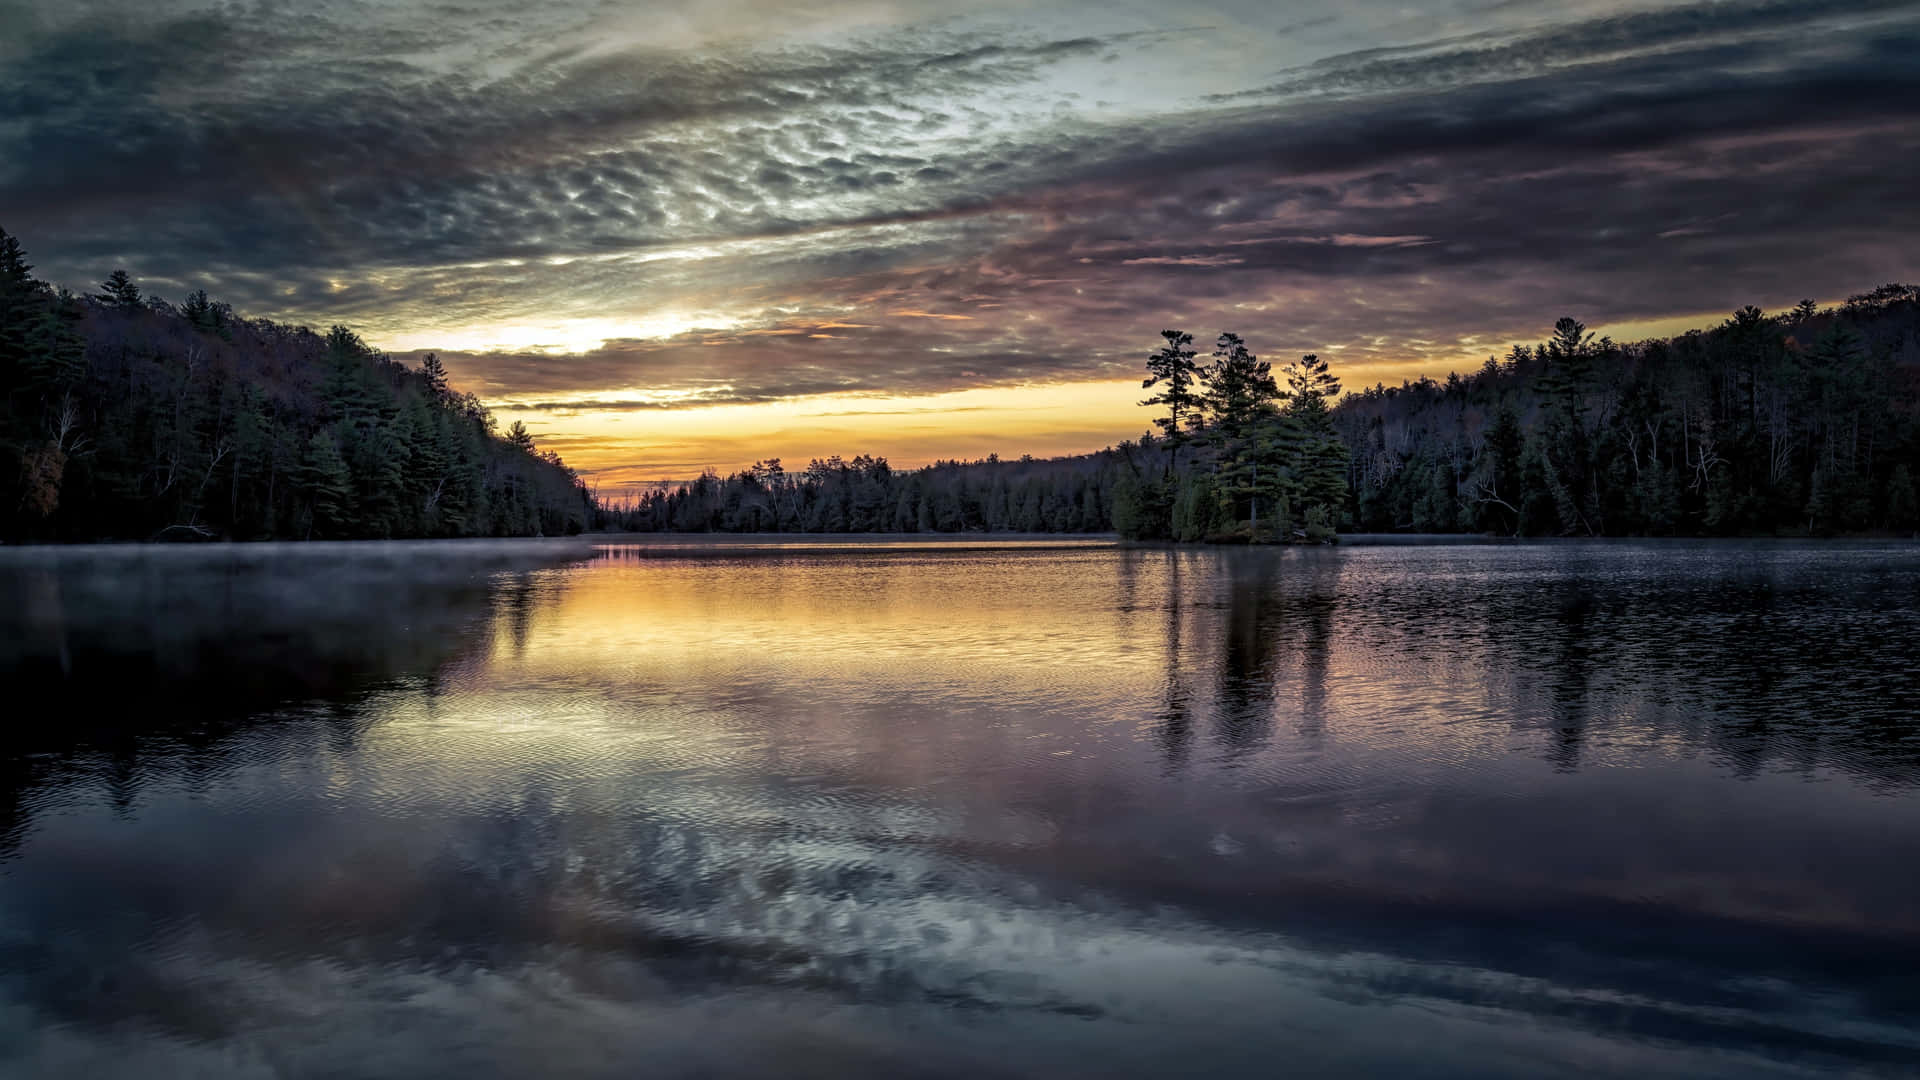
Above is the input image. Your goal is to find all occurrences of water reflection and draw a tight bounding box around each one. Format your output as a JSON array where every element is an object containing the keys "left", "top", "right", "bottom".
[
  {"left": 1, "top": 538, "right": 1917, "bottom": 1078},
  {"left": 0, "top": 540, "right": 594, "bottom": 855},
  {"left": 1151, "top": 552, "right": 1193, "bottom": 772}
]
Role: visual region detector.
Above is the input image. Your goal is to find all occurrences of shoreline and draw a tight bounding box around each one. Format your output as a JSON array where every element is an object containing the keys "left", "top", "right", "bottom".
[{"left": 4, "top": 529, "right": 1916, "bottom": 553}]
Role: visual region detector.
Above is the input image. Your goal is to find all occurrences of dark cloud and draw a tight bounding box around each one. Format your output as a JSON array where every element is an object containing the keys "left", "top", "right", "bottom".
[
  {"left": 2, "top": 0, "right": 1916, "bottom": 439},
  {"left": 1211, "top": 0, "right": 1919, "bottom": 103},
  {"left": 1, "top": 5, "right": 1143, "bottom": 275},
  {"left": 413, "top": 313, "right": 1121, "bottom": 407}
]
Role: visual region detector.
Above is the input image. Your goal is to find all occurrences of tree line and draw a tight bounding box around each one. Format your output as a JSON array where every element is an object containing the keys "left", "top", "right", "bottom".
[
  {"left": 602, "top": 452, "right": 1120, "bottom": 535},
  {"left": 8, "top": 217, "right": 1914, "bottom": 542},
  {"left": 600, "top": 325, "right": 1352, "bottom": 541},
  {"left": 618, "top": 286, "right": 1920, "bottom": 541},
  {"left": 0, "top": 227, "right": 593, "bottom": 542},
  {"left": 1335, "top": 287, "right": 1920, "bottom": 536},
  {"left": 601, "top": 328, "right": 1353, "bottom": 540}
]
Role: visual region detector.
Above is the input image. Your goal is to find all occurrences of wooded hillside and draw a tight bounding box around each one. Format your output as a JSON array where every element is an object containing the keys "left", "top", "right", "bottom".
[
  {"left": 1336, "top": 288, "right": 1920, "bottom": 536},
  {"left": 0, "top": 228, "right": 593, "bottom": 542}
]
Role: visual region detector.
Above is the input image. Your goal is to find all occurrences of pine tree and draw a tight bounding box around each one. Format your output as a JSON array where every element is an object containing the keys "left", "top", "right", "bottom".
[
  {"left": 22, "top": 293, "right": 86, "bottom": 391},
  {"left": 1110, "top": 471, "right": 1148, "bottom": 539},
  {"left": 419, "top": 352, "right": 450, "bottom": 398},
  {"left": 227, "top": 386, "right": 271, "bottom": 536},
  {"left": 1284, "top": 353, "right": 1340, "bottom": 401},
  {"left": 1286, "top": 396, "right": 1349, "bottom": 525},
  {"left": 95, "top": 270, "right": 142, "bottom": 308},
  {"left": 1804, "top": 464, "right": 1833, "bottom": 535},
  {"left": 1140, "top": 330, "right": 1201, "bottom": 464},
  {"left": 1200, "top": 332, "right": 1280, "bottom": 441},
  {"left": 1281, "top": 354, "right": 1348, "bottom": 529},
  {"left": 507, "top": 420, "right": 536, "bottom": 452},
  {"left": 297, "top": 429, "right": 354, "bottom": 539},
  {"left": 0, "top": 226, "right": 42, "bottom": 375},
  {"left": 1534, "top": 317, "right": 1595, "bottom": 446},
  {"left": 1206, "top": 412, "right": 1288, "bottom": 538},
  {"left": 181, "top": 289, "right": 216, "bottom": 331}
]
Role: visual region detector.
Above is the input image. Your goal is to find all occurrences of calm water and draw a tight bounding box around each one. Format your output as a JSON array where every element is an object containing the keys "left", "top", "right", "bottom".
[{"left": 2, "top": 537, "right": 1918, "bottom": 1078}]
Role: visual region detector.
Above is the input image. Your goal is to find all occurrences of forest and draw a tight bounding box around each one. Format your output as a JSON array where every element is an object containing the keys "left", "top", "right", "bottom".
[
  {"left": 0, "top": 228, "right": 593, "bottom": 542},
  {"left": 6, "top": 219, "right": 1917, "bottom": 543},
  {"left": 1334, "top": 287, "right": 1920, "bottom": 537},
  {"left": 602, "top": 451, "right": 1119, "bottom": 535},
  {"left": 597, "top": 330, "right": 1344, "bottom": 540},
  {"left": 612, "top": 284, "right": 1920, "bottom": 540}
]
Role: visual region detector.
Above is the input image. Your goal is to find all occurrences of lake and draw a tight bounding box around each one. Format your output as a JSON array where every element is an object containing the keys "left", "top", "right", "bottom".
[{"left": 1, "top": 537, "right": 1917, "bottom": 1078}]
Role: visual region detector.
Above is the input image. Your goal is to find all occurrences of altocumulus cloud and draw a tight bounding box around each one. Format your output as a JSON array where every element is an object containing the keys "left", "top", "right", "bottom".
[{"left": 3, "top": 0, "right": 1917, "bottom": 431}]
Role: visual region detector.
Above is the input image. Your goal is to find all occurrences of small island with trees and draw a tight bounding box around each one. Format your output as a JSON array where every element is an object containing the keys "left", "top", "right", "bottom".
[{"left": 2, "top": 225, "right": 1915, "bottom": 544}]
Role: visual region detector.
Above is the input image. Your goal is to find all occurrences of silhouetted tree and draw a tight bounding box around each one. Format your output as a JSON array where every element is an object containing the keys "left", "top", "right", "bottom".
[
  {"left": 419, "top": 352, "right": 450, "bottom": 398},
  {"left": 95, "top": 270, "right": 142, "bottom": 309},
  {"left": 1140, "top": 330, "right": 1201, "bottom": 467},
  {"left": 1284, "top": 352, "right": 1340, "bottom": 401},
  {"left": 1200, "top": 332, "right": 1280, "bottom": 441}
]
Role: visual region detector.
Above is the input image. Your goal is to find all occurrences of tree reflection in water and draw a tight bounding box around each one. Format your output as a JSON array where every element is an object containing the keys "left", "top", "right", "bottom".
[{"left": 0, "top": 538, "right": 1916, "bottom": 1079}]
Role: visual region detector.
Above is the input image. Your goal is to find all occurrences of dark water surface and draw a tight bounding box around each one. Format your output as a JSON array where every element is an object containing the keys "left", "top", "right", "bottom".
[{"left": 2, "top": 538, "right": 1917, "bottom": 1077}]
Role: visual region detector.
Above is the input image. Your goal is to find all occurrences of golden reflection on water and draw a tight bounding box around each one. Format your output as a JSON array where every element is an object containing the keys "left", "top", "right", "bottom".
[
  {"left": 456, "top": 544, "right": 1509, "bottom": 779},
  {"left": 334, "top": 540, "right": 1920, "bottom": 944},
  {"left": 5, "top": 539, "right": 1920, "bottom": 1079}
]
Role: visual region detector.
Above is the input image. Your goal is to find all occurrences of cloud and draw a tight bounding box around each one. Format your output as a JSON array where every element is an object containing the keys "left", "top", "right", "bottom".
[
  {"left": 2, "top": 0, "right": 1916, "bottom": 449},
  {"left": 415, "top": 311, "right": 1127, "bottom": 406},
  {"left": 1120, "top": 255, "right": 1246, "bottom": 267}
]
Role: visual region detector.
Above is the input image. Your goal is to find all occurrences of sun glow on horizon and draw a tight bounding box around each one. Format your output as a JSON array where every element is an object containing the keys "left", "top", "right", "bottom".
[
  {"left": 503, "top": 381, "right": 1151, "bottom": 494},
  {"left": 417, "top": 290, "right": 1849, "bottom": 497},
  {"left": 378, "top": 312, "right": 747, "bottom": 356}
]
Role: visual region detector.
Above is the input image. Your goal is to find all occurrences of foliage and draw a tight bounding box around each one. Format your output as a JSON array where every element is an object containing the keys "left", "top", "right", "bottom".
[
  {"left": 604, "top": 452, "right": 1123, "bottom": 537},
  {"left": 1336, "top": 288, "right": 1920, "bottom": 536},
  {"left": 1114, "top": 330, "right": 1350, "bottom": 542},
  {"left": 608, "top": 285, "right": 1920, "bottom": 545},
  {"left": 13, "top": 218, "right": 1914, "bottom": 544},
  {"left": 0, "top": 227, "right": 593, "bottom": 541},
  {"left": 1139, "top": 330, "right": 1201, "bottom": 461}
]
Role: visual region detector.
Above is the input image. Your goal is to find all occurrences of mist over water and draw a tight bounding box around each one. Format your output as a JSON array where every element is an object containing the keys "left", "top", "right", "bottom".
[{"left": 2, "top": 538, "right": 1917, "bottom": 1078}]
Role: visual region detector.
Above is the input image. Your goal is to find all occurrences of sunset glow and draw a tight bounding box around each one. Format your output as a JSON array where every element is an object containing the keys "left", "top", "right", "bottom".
[{"left": 8, "top": 1, "right": 1916, "bottom": 488}]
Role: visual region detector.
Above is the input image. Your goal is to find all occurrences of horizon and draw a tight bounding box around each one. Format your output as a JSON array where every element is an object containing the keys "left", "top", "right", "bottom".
[
  {"left": 7, "top": 0, "right": 1917, "bottom": 490},
  {"left": 22, "top": 240, "right": 1860, "bottom": 493},
  {"left": 13, "top": 244, "right": 1866, "bottom": 490}
]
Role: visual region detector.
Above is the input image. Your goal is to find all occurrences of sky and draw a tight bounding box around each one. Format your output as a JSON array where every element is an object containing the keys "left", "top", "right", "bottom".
[{"left": 4, "top": 0, "right": 1918, "bottom": 489}]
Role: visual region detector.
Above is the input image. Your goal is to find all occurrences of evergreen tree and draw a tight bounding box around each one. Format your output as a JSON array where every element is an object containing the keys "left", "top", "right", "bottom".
[
  {"left": 1111, "top": 470, "right": 1161, "bottom": 540},
  {"left": 420, "top": 352, "right": 450, "bottom": 398},
  {"left": 1140, "top": 330, "right": 1201, "bottom": 465},
  {"left": 1284, "top": 352, "right": 1340, "bottom": 401},
  {"left": 1805, "top": 465, "right": 1833, "bottom": 535},
  {"left": 181, "top": 289, "right": 217, "bottom": 331},
  {"left": 227, "top": 386, "right": 272, "bottom": 535},
  {"left": 95, "top": 270, "right": 142, "bottom": 309},
  {"left": 1285, "top": 392, "right": 1349, "bottom": 526},
  {"left": 0, "top": 227, "right": 41, "bottom": 375},
  {"left": 1281, "top": 354, "right": 1348, "bottom": 527},
  {"left": 21, "top": 292, "right": 86, "bottom": 392},
  {"left": 297, "top": 429, "right": 354, "bottom": 539},
  {"left": 1200, "top": 332, "right": 1280, "bottom": 440},
  {"left": 1214, "top": 414, "right": 1299, "bottom": 539}
]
